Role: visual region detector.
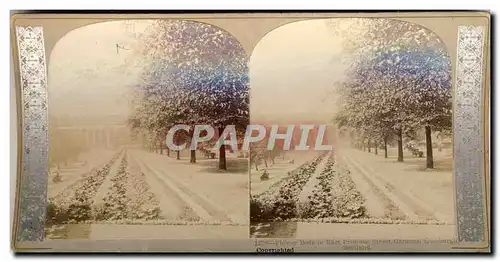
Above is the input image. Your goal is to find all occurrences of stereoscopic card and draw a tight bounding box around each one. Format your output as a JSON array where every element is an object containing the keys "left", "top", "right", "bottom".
[{"left": 10, "top": 11, "right": 491, "bottom": 253}]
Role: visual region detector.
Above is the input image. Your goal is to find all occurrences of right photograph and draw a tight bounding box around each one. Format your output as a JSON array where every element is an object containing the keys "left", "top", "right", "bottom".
[{"left": 249, "top": 18, "right": 455, "bottom": 239}]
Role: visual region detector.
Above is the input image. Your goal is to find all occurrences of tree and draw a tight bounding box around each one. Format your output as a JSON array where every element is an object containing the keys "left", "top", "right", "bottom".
[
  {"left": 367, "top": 47, "right": 451, "bottom": 167},
  {"left": 129, "top": 20, "right": 249, "bottom": 170},
  {"left": 332, "top": 19, "right": 451, "bottom": 167}
]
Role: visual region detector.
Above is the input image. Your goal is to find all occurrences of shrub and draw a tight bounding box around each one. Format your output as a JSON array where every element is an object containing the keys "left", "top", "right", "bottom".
[
  {"left": 297, "top": 156, "right": 367, "bottom": 220},
  {"left": 250, "top": 153, "right": 326, "bottom": 221}
]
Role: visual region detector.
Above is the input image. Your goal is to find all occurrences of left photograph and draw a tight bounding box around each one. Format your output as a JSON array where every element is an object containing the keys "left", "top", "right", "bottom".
[{"left": 45, "top": 20, "right": 249, "bottom": 239}]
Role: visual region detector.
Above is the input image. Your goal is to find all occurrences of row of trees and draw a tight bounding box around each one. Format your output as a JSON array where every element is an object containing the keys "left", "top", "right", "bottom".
[
  {"left": 127, "top": 20, "right": 249, "bottom": 170},
  {"left": 331, "top": 19, "right": 452, "bottom": 168}
]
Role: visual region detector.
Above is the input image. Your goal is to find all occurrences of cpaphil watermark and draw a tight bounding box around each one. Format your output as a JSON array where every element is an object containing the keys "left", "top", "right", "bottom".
[{"left": 165, "top": 124, "right": 333, "bottom": 151}]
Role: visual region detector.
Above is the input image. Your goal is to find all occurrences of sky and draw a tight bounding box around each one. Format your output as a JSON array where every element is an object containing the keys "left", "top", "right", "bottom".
[
  {"left": 48, "top": 19, "right": 347, "bottom": 125},
  {"left": 249, "top": 19, "right": 346, "bottom": 124},
  {"left": 48, "top": 20, "right": 151, "bottom": 123}
]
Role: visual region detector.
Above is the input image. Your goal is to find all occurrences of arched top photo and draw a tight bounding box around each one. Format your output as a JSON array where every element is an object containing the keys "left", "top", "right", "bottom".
[
  {"left": 44, "top": 19, "right": 251, "bottom": 240},
  {"left": 248, "top": 18, "right": 454, "bottom": 239}
]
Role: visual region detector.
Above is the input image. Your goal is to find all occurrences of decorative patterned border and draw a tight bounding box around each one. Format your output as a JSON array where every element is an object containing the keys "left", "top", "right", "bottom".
[
  {"left": 15, "top": 26, "right": 49, "bottom": 242},
  {"left": 454, "top": 26, "right": 486, "bottom": 243}
]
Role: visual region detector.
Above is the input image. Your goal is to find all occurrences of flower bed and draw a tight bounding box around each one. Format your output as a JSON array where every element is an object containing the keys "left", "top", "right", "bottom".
[
  {"left": 251, "top": 153, "right": 326, "bottom": 222},
  {"left": 47, "top": 151, "right": 122, "bottom": 224},
  {"left": 297, "top": 155, "right": 366, "bottom": 219},
  {"left": 93, "top": 155, "right": 163, "bottom": 221}
]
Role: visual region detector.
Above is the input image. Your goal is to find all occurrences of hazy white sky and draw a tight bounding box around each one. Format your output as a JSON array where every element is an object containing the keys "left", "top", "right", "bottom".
[
  {"left": 48, "top": 20, "right": 150, "bottom": 121},
  {"left": 250, "top": 19, "right": 346, "bottom": 123},
  {"left": 48, "top": 19, "right": 346, "bottom": 124}
]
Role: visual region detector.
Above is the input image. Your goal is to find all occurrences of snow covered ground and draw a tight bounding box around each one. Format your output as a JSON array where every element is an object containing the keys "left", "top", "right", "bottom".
[
  {"left": 129, "top": 149, "right": 249, "bottom": 225},
  {"left": 250, "top": 144, "right": 455, "bottom": 239},
  {"left": 46, "top": 143, "right": 454, "bottom": 240},
  {"left": 46, "top": 148, "right": 249, "bottom": 239},
  {"left": 250, "top": 151, "right": 321, "bottom": 196},
  {"left": 47, "top": 149, "right": 117, "bottom": 199},
  {"left": 337, "top": 146, "right": 455, "bottom": 224}
]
